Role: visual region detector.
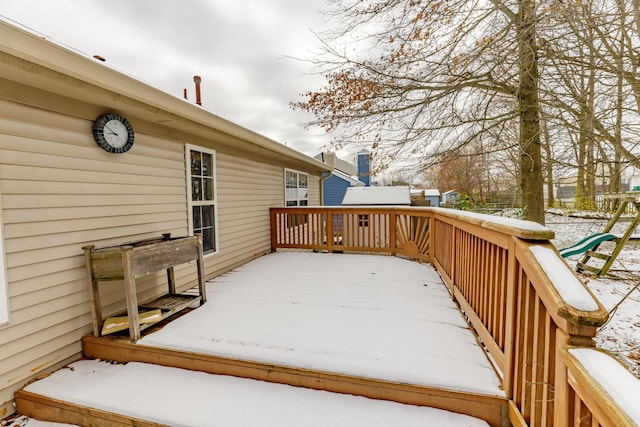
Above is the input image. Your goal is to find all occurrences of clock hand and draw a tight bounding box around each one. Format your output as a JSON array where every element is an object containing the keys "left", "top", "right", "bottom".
[{"left": 104, "top": 124, "right": 120, "bottom": 136}]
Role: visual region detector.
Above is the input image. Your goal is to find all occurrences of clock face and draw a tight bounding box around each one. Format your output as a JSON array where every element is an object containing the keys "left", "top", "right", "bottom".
[{"left": 92, "top": 114, "right": 135, "bottom": 153}]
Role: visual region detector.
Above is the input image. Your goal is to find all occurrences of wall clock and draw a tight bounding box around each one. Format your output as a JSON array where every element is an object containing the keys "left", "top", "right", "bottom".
[{"left": 92, "top": 113, "right": 135, "bottom": 153}]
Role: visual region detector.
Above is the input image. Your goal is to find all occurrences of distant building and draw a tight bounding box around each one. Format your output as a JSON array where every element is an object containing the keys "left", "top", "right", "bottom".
[
  {"left": 442, "top": 190, "right": 460, "bottom": 205},
  {"left": 342, "top": 186, "right": 411, "bottom": 206},
  {"left": 315, "top": 151, "right": 371, "bottom": 206},
  {"left": 410, "top": 189, "right": 441, "bottom": 207},
  {"left": 340, "top": 186, "right": 411, "bottom": 247}
]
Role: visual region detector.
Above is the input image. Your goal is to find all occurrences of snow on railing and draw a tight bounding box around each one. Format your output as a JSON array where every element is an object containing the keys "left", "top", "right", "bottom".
[{"left": 270, "top": 206, "right": 634, "bottom": 427}]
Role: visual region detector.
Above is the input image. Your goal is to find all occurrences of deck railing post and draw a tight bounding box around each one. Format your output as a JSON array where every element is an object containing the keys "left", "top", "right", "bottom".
[
  {"left": 553, "top": 330, "right": 571, "bottom": 427},
  {"left": 428, "top": 214, "right": 436, "bottom": 266},
  {"left": 327, "top": 208, "right": 334, "bottom": 253},
  {"left": 270, "top": 208, "right": 277, "bottom": 252},
  {"left": 449, "top": 224, "right": 457, "bottom": 301},
  {"left": 390, "top": 209, "right": 397, "bottom": 256},
  {"left": 502, "top": 237, "right": 518, "bottom": 399}
]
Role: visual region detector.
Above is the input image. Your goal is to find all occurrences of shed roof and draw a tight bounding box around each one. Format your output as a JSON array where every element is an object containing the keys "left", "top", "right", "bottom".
[{"left": 341, "top": 186, "right": 411, "bottom": 205}]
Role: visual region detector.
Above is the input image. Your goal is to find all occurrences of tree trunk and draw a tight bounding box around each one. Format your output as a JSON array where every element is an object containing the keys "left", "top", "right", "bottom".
[
  {"left": 542, "top": 118, "right": 555, "bottom": 207},
  {"left": 517, "top": 0, "right": 545, "bottom": 224},
  {"left": 586, "top": 55, "right": 597, "bottom": 209},
  {"left": 610, "top": 2, "right": 626, "bottom": 211}
]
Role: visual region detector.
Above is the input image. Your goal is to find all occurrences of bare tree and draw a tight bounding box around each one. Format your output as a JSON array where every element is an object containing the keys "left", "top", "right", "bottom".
[
  {"left": 294, "top": 0, "right": 547, "bottom": 223},
  {"left": 533, "top": 0, "right": 640, "bottom": 213}
]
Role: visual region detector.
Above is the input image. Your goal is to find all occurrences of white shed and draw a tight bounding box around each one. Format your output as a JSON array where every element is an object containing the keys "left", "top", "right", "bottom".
[{"left": 341, "top": 186, "right": 411, "bottom": 206}]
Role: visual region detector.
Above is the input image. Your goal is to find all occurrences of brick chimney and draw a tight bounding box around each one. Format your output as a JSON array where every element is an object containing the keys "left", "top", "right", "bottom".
[{"left": 193, "top": 75, "right": 202, "bottom": 106}]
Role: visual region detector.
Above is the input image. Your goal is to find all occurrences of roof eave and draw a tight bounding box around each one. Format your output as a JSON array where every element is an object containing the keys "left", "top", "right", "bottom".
[{"left": 0, "top": 19, "right": 331, "bottom": 174}]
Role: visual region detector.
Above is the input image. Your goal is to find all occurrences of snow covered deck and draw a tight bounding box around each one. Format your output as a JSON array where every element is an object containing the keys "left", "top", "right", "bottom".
[
  {"left": 17, "top": 359, "right": 491, "bottom": 427},
  {"left": 17, "top": 206, "right": 635, "bottom": 426},
  {"left": 28, "top": 251, "right": 507, "bottom": 426},
  {"left": 137, "top": 252, "right": 503, "bottom": 397}
]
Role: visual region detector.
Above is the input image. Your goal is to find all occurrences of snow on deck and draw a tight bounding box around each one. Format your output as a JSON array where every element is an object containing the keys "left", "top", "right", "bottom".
[
  {"left": 23, "top": 360, "right": 490, "bottom": 427},
  {"left": 139, "top": 252, "right": 504, "bottom": 397}
]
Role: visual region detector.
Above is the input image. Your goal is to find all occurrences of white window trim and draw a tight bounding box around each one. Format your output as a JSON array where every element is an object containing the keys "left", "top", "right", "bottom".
[
  {"left": 284, "top": 168, "right": 309, "bottom": 206},
  {"left": 185, "top": 144, "right": 219, "bottom": 256},
  {"left": 0, "top": 193, "right": 8, "bottom": 325}
]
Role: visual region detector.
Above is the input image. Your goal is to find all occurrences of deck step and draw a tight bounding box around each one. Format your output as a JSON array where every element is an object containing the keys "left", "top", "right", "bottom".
[
  {"left": 16, "top": 359, "right": 492, "bottom": 427},
  {"left": 79, "top": 335, "right": 508, "bottom": 427}
]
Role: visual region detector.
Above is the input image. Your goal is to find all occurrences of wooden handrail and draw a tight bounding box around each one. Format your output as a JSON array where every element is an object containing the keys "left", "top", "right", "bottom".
[
  {"left": 557, "top": 347, "right": 640, "bottom": 427},
  {"left": 270, "top": 206, "right": 635, "bottom": 426}
]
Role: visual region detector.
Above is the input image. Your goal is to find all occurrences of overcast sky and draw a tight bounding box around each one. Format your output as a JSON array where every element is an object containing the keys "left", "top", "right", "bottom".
[{"left": 0, "top": 0, "right": 338, "bottom": 158}]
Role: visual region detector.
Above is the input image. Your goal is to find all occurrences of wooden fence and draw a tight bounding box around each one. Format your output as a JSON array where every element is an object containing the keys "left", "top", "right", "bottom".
[{"left": 270, "top": 206, "right": 638, "bottom": 427}]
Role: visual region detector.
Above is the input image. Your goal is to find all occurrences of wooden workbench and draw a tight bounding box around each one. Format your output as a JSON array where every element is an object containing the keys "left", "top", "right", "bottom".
[{"left": 83, "top": 234, "right": 206, "bottom": 342}]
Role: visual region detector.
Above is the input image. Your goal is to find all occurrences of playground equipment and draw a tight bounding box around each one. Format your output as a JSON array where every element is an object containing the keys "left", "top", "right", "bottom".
[
  {"left": 559, "top": 233, "right": 617, "bottom": 258},
  {"left": 562, "top": 195, "right": 640, "bottom": 277}
]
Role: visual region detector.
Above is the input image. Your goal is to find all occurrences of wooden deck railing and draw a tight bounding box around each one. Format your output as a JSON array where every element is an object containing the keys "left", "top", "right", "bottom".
[{"left": 270, "top": 206, "right": 638, "bottom": 427}]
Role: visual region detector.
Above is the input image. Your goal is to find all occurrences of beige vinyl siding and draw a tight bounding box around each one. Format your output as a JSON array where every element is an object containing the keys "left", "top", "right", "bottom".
[
  {"left": 0, "top": 101, "right": 191, "bottom": 410},
  {"left": 0, "top": 188, "right": 7, "bottom": 325},
  {"left": 0, "top": 98, "right": 324, "bottom": 412},
  {"left": 309, "top": 174, "right": 320, "bottom": 205},
  {"left": 209, "top": 153, "right": 281, "bottom": 275}
]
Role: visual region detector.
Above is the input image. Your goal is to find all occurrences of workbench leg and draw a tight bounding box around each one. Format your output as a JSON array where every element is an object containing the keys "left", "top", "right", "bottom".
[
  {"left": 196, "top": 235, "right": 207, "bottom": 303},
  {"left": 167, "top": 266, "right": 176, "bottom": 294},
  {"left": 121, "top": 248, "right": 140, "bottom": 342},
  {"left": 83, "top": 245, "right": 102, "bottom": 337}
]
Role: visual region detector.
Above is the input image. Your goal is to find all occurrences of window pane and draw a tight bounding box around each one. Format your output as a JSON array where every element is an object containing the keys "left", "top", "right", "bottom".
[
  {"left": 190, "top": 150, "right": 201, "bottom": 176},
  {"left": 204, "top": 177, "right": 214, "bottom": 201},
  {"left": 193, "top": 206, "right": 202, "bottom": 229},
  {"left": 192, "top": 177, "right": 202, "bottom": 201},
  {"left": 202, "top": 153, "right": 213, "bottom": 177},
  {"left": 203, "top": 205, "right": 214, "bottom": 227},
  {"left": 299, "top": 200, "right": 308, "bottom": 206},
  {"left": 201, "top": 228, "right": 215, "bottom": 252},
  {"left": 286, "top": 171, "right": 297, "bottom": 188},
  {"left": 285, "top": 188, "right": 298, "bottom": 200},
  {"left": 286, "top": 200, "right": 298, "bottom": 206},
  {"left": 298, "top": 174, "right": 308, "bottom": 188}
]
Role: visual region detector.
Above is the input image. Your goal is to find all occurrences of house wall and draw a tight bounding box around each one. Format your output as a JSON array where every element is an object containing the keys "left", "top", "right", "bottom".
[
  {"left": 0, "top": 96, "right": 321, "bottom": 416},
  {"left": 323, "top": 174, "right": 352, "bottom": 206}
]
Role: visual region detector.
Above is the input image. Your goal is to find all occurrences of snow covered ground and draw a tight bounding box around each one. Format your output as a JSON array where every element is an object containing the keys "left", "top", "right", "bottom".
[{"left": 547, "top": 212, "right": 640, "bottom": 377}]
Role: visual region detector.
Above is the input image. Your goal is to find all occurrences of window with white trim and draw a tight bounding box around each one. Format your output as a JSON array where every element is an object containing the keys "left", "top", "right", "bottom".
[
  {"left": 186, "top": 145, "right": 218, "bottom": 254},
  {"left": 0, "top": 200, "right": 7, "bottom": 324},
  {"left": 285, "top": 169, "right": 309, "bottom": 206}
]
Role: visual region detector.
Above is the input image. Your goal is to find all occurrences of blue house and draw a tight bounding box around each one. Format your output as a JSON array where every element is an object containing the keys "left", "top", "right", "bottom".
[{"left": 315, "top": 152, "right": 371, "bottom": 206}]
